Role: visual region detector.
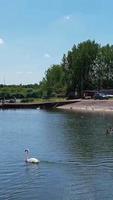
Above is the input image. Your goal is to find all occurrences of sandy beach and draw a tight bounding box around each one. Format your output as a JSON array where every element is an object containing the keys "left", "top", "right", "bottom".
[{"left": 57, "top": 99, "right": 113, "bottom": 113}]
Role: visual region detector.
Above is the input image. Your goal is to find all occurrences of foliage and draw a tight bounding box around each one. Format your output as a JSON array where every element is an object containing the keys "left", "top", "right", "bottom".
[
  {"left": 91, "top": 45, "right": 113, "bottom": 89},
  {"left": 0, "top": 84, "right": 40, "bottom": 100},
  {"left": 39, "top": 65, "right": 66, "bottom": 98},
  {"left": 62, "top": 40, "right": 99, "bottom": 96}
]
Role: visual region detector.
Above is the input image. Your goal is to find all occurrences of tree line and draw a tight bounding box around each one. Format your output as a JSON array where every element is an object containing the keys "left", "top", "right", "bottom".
[
  {"left": 1, "top": 40, "right": 113, "bottom": 100},
  {"left": 39, "top": 40, "right": 113, "bottom": 98}
]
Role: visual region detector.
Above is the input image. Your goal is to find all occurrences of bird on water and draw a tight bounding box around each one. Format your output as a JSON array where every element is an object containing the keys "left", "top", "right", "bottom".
[{"left": 25, "top": 149, "right": 40, "bottom": 164}]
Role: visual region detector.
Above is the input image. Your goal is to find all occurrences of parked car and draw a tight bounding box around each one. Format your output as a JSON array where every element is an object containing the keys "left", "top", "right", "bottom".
[
  {"left": 9, "top": 98, "right": 16, "bottom": 103},
  {"left": 94, "top": 92, "right": 109, "bottom": 100},
  {"left": 105, "top": 94, "right": 113, "bottom": 98}
]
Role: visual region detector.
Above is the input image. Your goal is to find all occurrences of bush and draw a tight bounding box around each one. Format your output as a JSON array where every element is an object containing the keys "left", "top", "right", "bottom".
[{"left": 21, "top": 98, "right": 34, "bottom": 103}]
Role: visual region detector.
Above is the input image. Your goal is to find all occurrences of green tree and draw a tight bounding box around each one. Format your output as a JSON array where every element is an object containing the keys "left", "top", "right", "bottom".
[
  {"left": 45, "top": 65, "right": 66, "bottom": 97},
  {"left": 62, "top": 40, "right": 99, "bottom": 97},
  {"left": 91, "top": 44, "right": 113, "bottom": 89}
]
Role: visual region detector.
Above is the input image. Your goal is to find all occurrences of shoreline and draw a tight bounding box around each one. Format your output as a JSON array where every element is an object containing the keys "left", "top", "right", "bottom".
[
  {"left": 57, "top": 99, "right": 113, "bottom": 113},
  {"left": 0, "top": 100, "right": 78, "bottom": 109}
]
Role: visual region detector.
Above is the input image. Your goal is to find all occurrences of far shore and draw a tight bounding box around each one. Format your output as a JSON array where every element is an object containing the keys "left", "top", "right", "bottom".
[
  {"left": 57, "top": 99, "right": 113, "bottom": 113},
  {"left": 1, "top": 99, "right": 113, "bottom": 113},
  {"left": 0, "top": 99, "right": 78, "bottom": 109}
]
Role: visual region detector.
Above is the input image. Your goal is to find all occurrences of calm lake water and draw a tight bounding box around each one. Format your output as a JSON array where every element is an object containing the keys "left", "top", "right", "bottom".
[{"left": 1, "top": 109, "right": 113, "bottom": 200}]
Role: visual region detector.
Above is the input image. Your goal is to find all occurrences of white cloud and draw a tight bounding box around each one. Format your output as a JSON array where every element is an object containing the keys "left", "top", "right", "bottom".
[
  {"left": 16, "top": 71, "right": 33, "bottom": 75},
  {"left": 26, "top": 71, "right": 32, "bottom": 74},
  {"left": 0, "top": 37, "right": 4, "bottom": 45},
  {"left": 64, "top": 15, "right": 71, "bottom": 21},
  {"left": 44, "top": 53, "right": 51, "bottom": 58},
  {"left": 16, "top": 71, "right": 23, "bottom": 74}
]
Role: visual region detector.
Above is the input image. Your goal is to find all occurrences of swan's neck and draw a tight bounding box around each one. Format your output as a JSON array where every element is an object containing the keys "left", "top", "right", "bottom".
[{"left": 26, "top": 152, "right": 29, "bottom": 160}]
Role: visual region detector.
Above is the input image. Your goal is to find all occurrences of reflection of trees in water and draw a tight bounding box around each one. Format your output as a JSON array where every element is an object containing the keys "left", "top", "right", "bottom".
[{"left": 63, "top": 112, "right": 113, "bottom": 160}]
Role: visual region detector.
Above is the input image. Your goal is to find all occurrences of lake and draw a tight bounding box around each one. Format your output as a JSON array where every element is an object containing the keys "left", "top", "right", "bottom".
[{"left": 0, "top": 109, "right": 113, "bottom": 200}]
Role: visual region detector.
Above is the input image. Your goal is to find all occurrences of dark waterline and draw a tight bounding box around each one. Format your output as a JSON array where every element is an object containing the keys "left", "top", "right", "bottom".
[{"left": 1, "top": 109, "right": 113, "bottom": 200}]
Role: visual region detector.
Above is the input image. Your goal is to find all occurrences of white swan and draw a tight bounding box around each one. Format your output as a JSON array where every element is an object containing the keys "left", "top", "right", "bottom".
[{"left": 25, "top": 149, "right": 40, "bottom": 164}]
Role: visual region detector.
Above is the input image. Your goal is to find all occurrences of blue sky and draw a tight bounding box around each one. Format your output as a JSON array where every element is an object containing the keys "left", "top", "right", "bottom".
[{"left": 0, "top": 0, "right": 113, "bottom": 84}]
